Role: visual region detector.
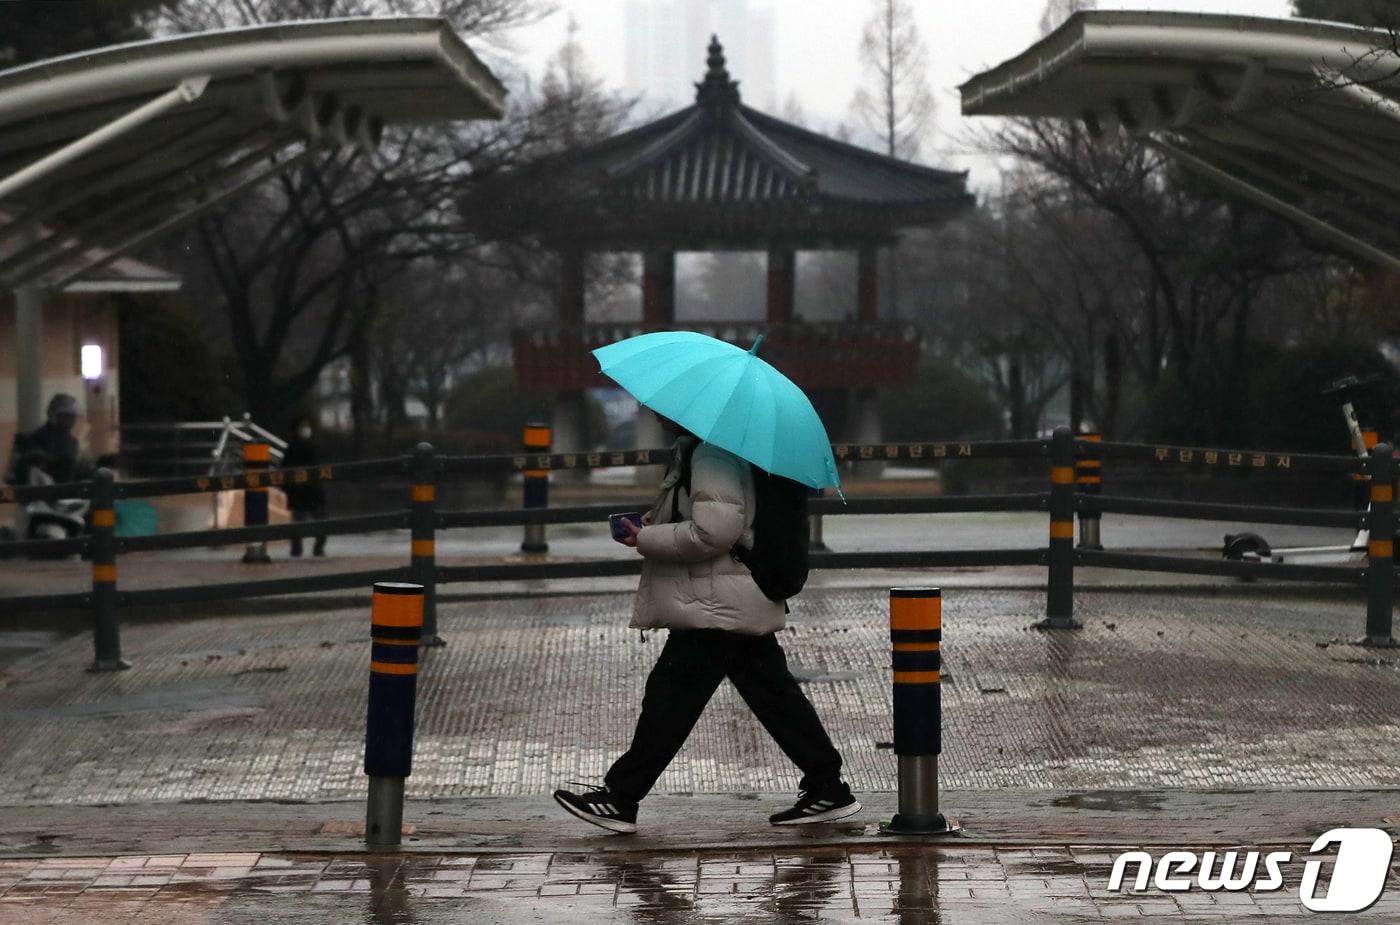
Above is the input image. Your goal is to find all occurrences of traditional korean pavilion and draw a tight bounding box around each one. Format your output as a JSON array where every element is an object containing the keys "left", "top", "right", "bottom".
[{"left": 483, "top": 38, "right": 973, "bottom": 454}]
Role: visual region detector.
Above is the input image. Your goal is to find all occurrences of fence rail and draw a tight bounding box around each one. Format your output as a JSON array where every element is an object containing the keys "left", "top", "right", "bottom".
[{"left": 2, "top": 430, "right": 1393, "bottom": 670}]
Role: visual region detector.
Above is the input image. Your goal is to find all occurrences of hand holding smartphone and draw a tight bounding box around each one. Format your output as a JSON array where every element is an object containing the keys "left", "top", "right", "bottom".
[{"left": 609, "top": 511, "right": 644, "bottom": 542}]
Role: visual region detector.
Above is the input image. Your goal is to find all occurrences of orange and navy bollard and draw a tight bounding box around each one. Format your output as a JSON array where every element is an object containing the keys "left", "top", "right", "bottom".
[
  {"left": 1075, "top": 432, "right": 1103, "bottom": 551},
  {"left": 365, "top": 581, "right": 424, "bottom": 848},
  {"left": 881, "top": 588, "right": 955, "bottom": 835},
  {"left": 1364, "top": 445, "right": 1396, "bottom": 647},
  {"left": 521, "top": 422, "right": 550, "bottom": 554},
  {"left": 240, "top": 441, "right": 272, "bottom": 564},
  {"left": 1037, "top": 426, "right": 1081, "bottom": 630},
  {"left": 89, "top": 468, "right": 130, "bottom": 672}
]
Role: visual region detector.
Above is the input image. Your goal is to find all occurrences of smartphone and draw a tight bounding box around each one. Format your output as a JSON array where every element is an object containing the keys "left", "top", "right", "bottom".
[{"left": 609, "top": 511, "right": 644, "bottom": 541}]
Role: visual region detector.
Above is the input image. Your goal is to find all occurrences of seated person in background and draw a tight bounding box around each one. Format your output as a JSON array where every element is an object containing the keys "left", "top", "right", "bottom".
[{"left": 5, "top": 394, "right": 88, "bottom": 486}]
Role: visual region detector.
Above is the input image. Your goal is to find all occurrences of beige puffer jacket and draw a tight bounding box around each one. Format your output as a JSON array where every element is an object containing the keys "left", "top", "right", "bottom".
[{"left": 629, "top": 437, "right": 786, "bottom": 635}]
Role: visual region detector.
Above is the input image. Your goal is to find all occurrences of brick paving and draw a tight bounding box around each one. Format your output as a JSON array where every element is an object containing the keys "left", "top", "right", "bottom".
[
  {"left": 1, "top": 588, "right": 1398, "bottom": 805},
  {"left": 4, "top": 845, "right": 1398, "bottom": 923}
]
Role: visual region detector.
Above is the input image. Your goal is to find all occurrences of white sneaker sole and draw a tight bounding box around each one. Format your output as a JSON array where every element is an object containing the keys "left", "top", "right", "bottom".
[
  {"left": 771, "top": 800, "right": 862, "bottom": 825},
  {"left": 553, "top": 793, "right": 637, "bottom": 834}
]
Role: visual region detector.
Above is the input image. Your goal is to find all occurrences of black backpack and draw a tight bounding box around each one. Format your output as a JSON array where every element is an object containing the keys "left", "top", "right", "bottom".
[
  {"left": 673, "top": 449, "right": 810, "bottom": 603},
  {"left": 733, "top": 465, "right": 812, "bottom": 603}
]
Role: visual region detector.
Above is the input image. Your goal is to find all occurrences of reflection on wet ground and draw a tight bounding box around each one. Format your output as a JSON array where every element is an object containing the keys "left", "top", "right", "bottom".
[{"left": 0, "top": 844, "right": 1372, "bottom": 923}]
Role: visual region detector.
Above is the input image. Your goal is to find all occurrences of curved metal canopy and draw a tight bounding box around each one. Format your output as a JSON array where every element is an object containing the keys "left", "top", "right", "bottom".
[
  {"left": 960, "top": 11, "right": 1400, "bottom": 274},
  {"left": 0, "top": 16, "right": 506, "bottom": 289}
]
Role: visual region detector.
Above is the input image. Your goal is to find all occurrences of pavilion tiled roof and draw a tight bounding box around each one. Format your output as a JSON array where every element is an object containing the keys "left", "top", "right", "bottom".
[{"left": 473, "top": 38, "right": 973, "bottom": 250}]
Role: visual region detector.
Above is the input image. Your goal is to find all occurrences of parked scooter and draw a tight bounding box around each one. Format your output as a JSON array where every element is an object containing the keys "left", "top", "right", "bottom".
[
  {"left": 2, "top": 436, "right": 90, "bottom": 556},
  {"left": 1223, "top": 374, "right": 1389, "bottom": 565}
]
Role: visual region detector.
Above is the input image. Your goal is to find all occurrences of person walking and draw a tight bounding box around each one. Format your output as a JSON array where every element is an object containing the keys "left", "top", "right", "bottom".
[
  {"left": 552, "top": 411, "right": 859, "bottom": 834},
  {"left": 282, "top": 416, "right": 327, "bottom": 557}
]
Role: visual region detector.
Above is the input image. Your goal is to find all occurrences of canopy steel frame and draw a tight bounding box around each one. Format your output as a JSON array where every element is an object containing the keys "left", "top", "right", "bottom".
[
  {"left": 1147, "top": 135, "right": 1400, "bottom": 275},
  {"left": 0, "top": 76, "right": 209, "bottom": 201}
]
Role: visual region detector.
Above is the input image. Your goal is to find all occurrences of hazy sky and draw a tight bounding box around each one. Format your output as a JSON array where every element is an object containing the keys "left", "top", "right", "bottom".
[{"left": 495, "top": 0, "right": 1295, "bottom": 189}]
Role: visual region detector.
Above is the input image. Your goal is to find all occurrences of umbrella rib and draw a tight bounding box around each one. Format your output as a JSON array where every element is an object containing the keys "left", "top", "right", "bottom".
[{"left": 665, "top": 357, "right": 746, "bottom": 439}]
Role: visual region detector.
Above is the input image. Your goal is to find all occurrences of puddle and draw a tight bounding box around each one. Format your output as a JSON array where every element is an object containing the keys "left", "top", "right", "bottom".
[{"left": 1050, "top": 790, "right": 1167, "bottom": 812}]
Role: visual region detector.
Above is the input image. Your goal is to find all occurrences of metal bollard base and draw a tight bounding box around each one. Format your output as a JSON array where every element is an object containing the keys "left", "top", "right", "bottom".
[
  {"left": 1359, "top": 635, "right": 1399, "bottom": 648},
  {"left": 1032, "top": 616, "right": 1082, "bottom": 631},
  {"left": 520, "top": 542, "right": 549, "bottom": 554},
  {"left": 881, "top": 812, "right": 959, "bottom": 836},
  {"left": 242, "top": 543, "right": 272, "bottom": 564},
  {"left": 365, "top": 775, "right": 406, "bottom": 848},
  {"left": 87, "top": 657, "right": 132, "bottom": 673}
]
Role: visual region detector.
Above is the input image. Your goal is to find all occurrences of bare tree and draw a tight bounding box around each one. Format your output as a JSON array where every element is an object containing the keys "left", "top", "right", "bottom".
[
  {"left": 850, "top": 0, "right": 935, "bottom": 161},
  {"left": 364, "top": 10, "right": 633, "bottom": 436},
  {"left": 146, "top": 0, "right": 559, "bottom": 438}
]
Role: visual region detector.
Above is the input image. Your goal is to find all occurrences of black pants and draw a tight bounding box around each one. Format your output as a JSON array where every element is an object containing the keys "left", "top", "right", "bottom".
[
  {"left": 290, "top": 503, "right": 326, "bottom": 556},
  {"left": 604, "top": 629, "right": 844, "bottom": 804}
]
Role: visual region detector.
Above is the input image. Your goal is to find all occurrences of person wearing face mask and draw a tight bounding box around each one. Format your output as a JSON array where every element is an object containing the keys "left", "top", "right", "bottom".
[{"left": 281, "top": 415, "right": 327, "bottom": 557}]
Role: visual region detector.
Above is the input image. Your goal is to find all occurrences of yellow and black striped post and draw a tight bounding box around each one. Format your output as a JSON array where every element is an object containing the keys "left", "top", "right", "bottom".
[
  {"left": 1364, "top": 444, "right": 1396, "bottom": 647},
  {"left": 88, "top": 468, "right": 129, "bottom": 672},
  {"left": 240, "top": 441, "right": 272, "bottom": 564},
  {"left": 1075, "top": 432, "right": 1103, "bottom": 551},
  {"left": 409, "top": 443, "right": 441, "bottom": 646},
  {"left": 365, "top": 581, "right": 423, "bottom": 848},
  {"left": 521, "top": 422, "right": 550, "bottom": 554},
  {"left": 882, "top": 588, "right": 953, "bottom": 835},
  {"left": 1354, "top": 429, "right": 1379, "bottom": 513},
  {"left": 1037, "top": 425, "right": 1081, "bottom": 630}
]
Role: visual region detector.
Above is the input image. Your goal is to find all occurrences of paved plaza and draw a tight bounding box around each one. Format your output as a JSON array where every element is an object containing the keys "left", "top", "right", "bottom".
[
  {"left": 2, "top": 584, "right": 1398, "bottom": 805},
  {"left": 3, "top": 580, "right": 1399, "bottom": 921}
]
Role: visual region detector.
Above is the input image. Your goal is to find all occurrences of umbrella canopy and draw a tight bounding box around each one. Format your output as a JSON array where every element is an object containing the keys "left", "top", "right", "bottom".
[{"left": 592, "top": 331, "right": 843, "bottom": 496}]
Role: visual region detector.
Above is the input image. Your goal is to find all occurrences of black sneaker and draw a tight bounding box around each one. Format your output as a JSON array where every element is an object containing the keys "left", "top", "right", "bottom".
[
  {"left": 553, "top": 784, "right": 638, "bottom": 834},
  {"left": 769, "top": 783, "right": 861, "bottom": 825}
]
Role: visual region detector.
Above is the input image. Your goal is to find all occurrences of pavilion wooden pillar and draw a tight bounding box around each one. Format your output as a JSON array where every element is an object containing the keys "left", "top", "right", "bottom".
[
  {"left": 642, "top": 250, "right": 676, "bottom": 327},
  {"left": 635, "top": 250, "right": 676, "bottom": 461},
  {"left": 857, "top": 244, "right": 879, "bottom": 322},
  {"left": 851, "top": 244, "right": 883, "bottom": 474},
  {"left": 554, "top": 247, "right": 588, "bottom": 469},
  {"left": 766, "top": 246, "right": 795, "bottom": 326}
]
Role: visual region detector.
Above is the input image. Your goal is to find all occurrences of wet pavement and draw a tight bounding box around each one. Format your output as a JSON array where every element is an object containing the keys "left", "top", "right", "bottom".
[
  {"left": 5, "top": 842, "right": 1400, "bottom": 924},
  {"left": 4, "top": 544, "right": 1400, "bottom": 921},
  {"left": 1, "top": 587, "right": 1397, "bottom": 805}
]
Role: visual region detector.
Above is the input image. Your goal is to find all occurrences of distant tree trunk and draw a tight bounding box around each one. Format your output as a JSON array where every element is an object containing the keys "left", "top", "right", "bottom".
[
  {"left": 350, "top": 334, "right": 372, "bottom": 456},
  {"left": 1102, "top": 331, "right": 1122, "bottom": 438},
  {"left": 1069, "top": 362, "right": 1088, "bottom": 433},
  {"left": 1008, "top": 359, "right": 1029, "bottom": 438}
]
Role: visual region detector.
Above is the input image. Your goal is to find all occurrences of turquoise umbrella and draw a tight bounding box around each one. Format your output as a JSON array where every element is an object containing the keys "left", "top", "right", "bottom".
[{"left": 592, "top": 330, "right": 843, "bottom": 498}]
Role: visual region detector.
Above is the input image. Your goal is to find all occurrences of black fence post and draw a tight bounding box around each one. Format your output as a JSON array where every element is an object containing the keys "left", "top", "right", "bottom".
[
  {"left": 881, "top": 587, "right": 954, "bottom": 835},
  {"left": 240, "top": 441, "right": 272, "bottom": 563},
  {"left": 521, "top": 422, "right": 550, "bottom": 554},
  {"left": 89, "top": 468, "right": 130, "bottom": 672},
  {"left": 1037, "top": 426, "right": 1081, "bottom": 630},
  {"left": 365, "top": 581, "right": 423, "bottom": 848},
  {"left": 410, "top": 443, "right": 442, "bottom": 647},
  {"left": 1364, "top": 444, "right": 1396, "bottom": 647},
  {"left": 1076, "top": 432, "right": 1103, "bottom": 551},
  {"left": 809, "top": 487, "right": 827, "bottom": 552}
]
